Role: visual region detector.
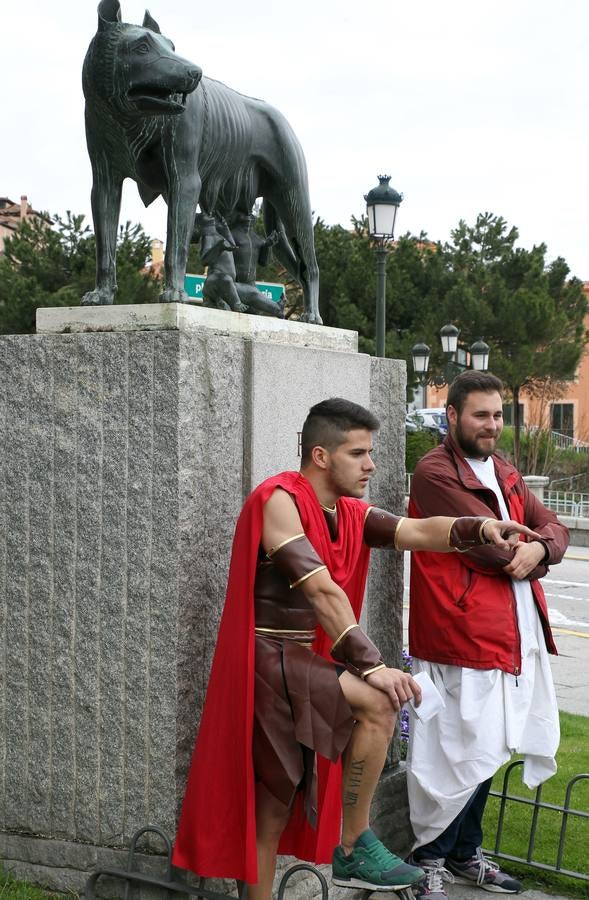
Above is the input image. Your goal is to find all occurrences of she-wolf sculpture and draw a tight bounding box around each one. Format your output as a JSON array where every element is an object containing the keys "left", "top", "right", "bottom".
[{"left": 82, "top": 0, "right": 321, "bottom": 323}]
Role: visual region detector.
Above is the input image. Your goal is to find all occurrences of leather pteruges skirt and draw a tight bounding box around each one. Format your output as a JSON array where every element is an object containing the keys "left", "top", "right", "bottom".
[{"left": 252, "top": 634, "right": 354, "bottom": 827}]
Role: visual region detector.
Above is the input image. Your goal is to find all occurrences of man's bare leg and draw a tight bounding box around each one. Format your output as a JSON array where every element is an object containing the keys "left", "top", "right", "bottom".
[
  {"left": 338, "top": 672, "right": 396, "bottom": 852},
  {"left": 247, "top": 782, "right": 291, "bottom": 900}
]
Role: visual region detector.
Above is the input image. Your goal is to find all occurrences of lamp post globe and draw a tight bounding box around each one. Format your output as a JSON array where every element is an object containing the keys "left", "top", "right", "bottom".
[
  {"left": 470, "top": 338, "right": 490, "bottom": 371},
  {"left": 411, "top": 341, "right": 431, "bottom": 377},
  {"left": 365, "top": 174, "right": 403, "bottom": 240},
  {"left": 440, "top": 323, "right": 460, "bottom": 355},
  {"left": 364, "top": 175, "right": 403, "bottom": 357}
]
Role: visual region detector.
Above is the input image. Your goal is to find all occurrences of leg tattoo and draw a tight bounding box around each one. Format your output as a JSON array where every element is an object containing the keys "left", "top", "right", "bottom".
[{"left": 344, "top": 758, "right": 365, "bottom": 807}]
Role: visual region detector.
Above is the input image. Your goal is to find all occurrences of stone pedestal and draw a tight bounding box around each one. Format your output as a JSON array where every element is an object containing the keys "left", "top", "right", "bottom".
[{"left": 0, "top": 305, "right": 407, "bottom": 894}]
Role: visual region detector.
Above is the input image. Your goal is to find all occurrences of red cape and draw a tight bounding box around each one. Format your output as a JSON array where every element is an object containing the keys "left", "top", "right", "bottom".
[{"left": 172, "top": 472, "right": 371, "bottom": 883}]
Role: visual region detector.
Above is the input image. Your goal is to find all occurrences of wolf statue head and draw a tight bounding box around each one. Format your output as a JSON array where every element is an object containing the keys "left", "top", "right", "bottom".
[{"left": 82, "top": 0, "right": 202, "bottom": 119}]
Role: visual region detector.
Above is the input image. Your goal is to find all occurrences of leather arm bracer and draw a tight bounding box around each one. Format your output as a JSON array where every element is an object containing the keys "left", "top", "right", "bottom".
[
  {"left": 268, "top": 534, "right": 327, "bottom": 588},
  {"left": 330, "top": 624, "right": 385, "bottom": 680},
  {"left": 363, "top": 507, "right": 405, "bottom": 548},
  {"left": 449, "top": 516, "right": 495, "bottom": 552}
]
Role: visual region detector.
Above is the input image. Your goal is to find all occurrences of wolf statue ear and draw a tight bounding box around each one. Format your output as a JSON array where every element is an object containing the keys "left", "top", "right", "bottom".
[
  {"left": 97, "top": 0, "right": 122, "bottom": 29},
  {"left": 142, "top": 10, "right": 161, "bottom": 33}
]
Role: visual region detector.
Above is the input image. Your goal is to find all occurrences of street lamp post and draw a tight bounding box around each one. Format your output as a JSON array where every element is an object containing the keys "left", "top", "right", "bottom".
[{"left": 364, "top": 175, "right": 403, "bottom": 357}]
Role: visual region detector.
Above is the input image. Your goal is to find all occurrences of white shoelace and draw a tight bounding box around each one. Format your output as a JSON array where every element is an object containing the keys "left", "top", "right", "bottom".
[
  {"left": 424, "top": 860, "right": 454, "bottom": 893},
  {"left": 472, "top": 847, "right": 500, "bottom": 886}
]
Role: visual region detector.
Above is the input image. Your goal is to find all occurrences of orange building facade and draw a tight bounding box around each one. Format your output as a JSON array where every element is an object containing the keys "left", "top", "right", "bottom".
[
  {"left": 0, "top": 195, "right": 50, "bottom": 255},
  {"left": 422, "top": 284, "right": 589, "bottom": 446}
]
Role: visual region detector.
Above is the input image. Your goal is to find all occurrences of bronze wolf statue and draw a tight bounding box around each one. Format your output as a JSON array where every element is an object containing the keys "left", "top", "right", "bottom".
[{"left": 82, "top": 0, "right": 321, "bottom": 323}]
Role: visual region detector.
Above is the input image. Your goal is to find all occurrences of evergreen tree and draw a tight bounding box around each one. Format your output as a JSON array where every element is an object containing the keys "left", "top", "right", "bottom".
[
  {"left": 0, "top": 212, "right": 160, "bottom": 335},
  {"left": 435, "top": 213, "right": 587, "bottom": 462},
  {"left": 309, "top": 212, "right": 586, "bottom": 465}
]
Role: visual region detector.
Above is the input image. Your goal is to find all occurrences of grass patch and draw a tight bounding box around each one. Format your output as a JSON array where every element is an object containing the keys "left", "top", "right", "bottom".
[
  {"left": 0, "top": 866, "right": 78, "bottom": 899},
  {"left": 483, "top": 711, "right": 589, "bottom": 898}
]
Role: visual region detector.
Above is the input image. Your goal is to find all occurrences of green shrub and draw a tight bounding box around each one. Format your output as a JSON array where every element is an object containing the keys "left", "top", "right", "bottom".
[
  {"left": 406, "top": 431, "right": 438, "bottom": 473},
  {"left": 498, "top": 426, "right": 589, "bottom": 486}
]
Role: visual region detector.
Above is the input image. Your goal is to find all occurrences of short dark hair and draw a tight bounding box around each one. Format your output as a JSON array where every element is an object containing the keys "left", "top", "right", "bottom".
[
  {"left": 300, "top": 398, "right": 380, "bottom": 465},
  {"left": 446, "top": 371, "right": 504, "bottom": 415}
]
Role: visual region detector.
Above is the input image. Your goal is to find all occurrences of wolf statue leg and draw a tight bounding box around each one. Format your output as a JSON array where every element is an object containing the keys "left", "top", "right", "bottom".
[
  {"left": 263, "top": 193, "right": 321, "bottom": 325},
  {"left": 160, "top": 168, "right": 201, "bottom": 304},
  {"left": 82, "top": 162, "right": 123, "bottom": 306}
]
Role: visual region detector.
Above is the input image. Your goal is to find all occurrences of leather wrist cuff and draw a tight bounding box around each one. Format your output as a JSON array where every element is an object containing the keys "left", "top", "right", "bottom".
[
  {"left": 449, "top": 516, "right": 494, "bottom": 551},
  {"left": 269, "top": 534, "right": 327, "bottom": 589},
  {"left": 330, "top": 625, "right": 385, "bottom": 679}
]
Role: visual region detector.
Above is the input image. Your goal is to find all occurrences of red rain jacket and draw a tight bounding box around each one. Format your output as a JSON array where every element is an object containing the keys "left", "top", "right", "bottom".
[{"left": 408, "top": 434, "right": 568, "bottom": 674}]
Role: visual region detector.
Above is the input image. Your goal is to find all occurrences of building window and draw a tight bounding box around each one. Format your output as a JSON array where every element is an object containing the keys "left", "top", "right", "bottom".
[
  {"left": 551, "top": 403, "right": 574, "bottom": 438},
  {"left": 503, "top": 403, "right": 525, "bottom": 426}
]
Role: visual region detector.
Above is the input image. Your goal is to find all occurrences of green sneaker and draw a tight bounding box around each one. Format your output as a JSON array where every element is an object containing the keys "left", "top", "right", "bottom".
[{"left": 332, "top": 829, "right": 425, "bottom": 891}]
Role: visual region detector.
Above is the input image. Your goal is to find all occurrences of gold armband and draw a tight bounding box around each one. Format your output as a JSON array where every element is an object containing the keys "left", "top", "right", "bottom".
[
  {"left": 360, "top": 663, "right": 387, "bottom": 680},
  {"left": 331, "top": 623, "right": 360, "bottom": 652},
  {"left": 479, "top": 518, "right": 495, "bottom": 544}
]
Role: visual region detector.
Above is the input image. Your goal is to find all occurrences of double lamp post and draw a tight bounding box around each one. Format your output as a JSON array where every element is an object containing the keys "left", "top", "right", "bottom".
[{"left": 411, "top": 325, "right": 490, "bottom": 387}]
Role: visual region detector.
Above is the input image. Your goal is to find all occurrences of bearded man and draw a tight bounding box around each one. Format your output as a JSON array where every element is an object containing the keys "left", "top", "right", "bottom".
[{"left": 407, "top": 372, "right": 568, "bottom": 898}]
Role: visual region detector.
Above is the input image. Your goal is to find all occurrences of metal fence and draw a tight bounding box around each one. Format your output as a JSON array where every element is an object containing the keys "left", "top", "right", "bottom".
[
  {"left": 85, "top": 825, "right": 331, "bottom": 900},
  {"left": 544, "top": 490, "right": 589, "bottom": 518},
  {"left": 484, "top": 760, "right": 589, "bottom": 881},
  {"left": 526, "top": 427, "right": 589, "bottom": 453}
]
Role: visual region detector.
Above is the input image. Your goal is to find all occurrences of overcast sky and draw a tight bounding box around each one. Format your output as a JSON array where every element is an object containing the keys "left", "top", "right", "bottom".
[{"left": 4, "top": 0, "right": 588, "bottom": 277}]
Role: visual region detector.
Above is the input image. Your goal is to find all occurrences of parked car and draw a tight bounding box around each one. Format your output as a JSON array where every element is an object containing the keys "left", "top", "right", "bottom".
[
  {"left": 414, "top": 408, "right": 448, "bottom": 439},
  {"left": 405, "top": 413, "right": 420, "bottom": 433}
]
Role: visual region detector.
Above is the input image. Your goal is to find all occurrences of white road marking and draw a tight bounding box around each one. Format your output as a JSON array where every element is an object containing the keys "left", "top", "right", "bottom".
[
  {"left": 543, "top": 578, "right": 588, "bottom": 588},
  {"left": 548, "top": 607, "right": 589, "bottom": 629}
]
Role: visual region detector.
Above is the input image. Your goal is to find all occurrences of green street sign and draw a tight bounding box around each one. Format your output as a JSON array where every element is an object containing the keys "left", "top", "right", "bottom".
[
  {"left": 184, "top": 274, "right": 284, "bottom": 304},
  {"left": 253, "top": 281, "right": 285, "bottom": 303},
  {"left": 184, "top": 274, "right": 206, "bottom": 300}
]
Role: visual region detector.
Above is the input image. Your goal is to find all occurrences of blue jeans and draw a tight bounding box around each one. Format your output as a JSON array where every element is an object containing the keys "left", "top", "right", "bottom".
[{"left": 412, "top": 777, "right": 493, "bottom": 862}]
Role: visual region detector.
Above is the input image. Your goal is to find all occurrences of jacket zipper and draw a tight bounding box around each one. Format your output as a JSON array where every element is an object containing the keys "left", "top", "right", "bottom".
[
  {"left": 512, "top": 595, "right": 521, "bottom": 684},
  {"left": 505, "top": 480, "right": 522, "bottom": 683}
]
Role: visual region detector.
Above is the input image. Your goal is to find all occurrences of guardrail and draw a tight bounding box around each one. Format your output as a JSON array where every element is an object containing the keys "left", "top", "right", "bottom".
[
  {"left": 526, "top": 427, "right": 589, "bottom": 453},
  {"left": 84, "top": 825, "right": 421, "bottom": 899},
  {"left": 85, "top": 825, "right": 332, "bottom": 900},
  {"left": 544, "top": 491, "right": 589, "bottom": 518},
  {"left": 484, "top": 760, "right": 589, "bottom": 881}
]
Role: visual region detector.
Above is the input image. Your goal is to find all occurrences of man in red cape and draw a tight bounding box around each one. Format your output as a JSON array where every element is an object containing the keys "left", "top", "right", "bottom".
[{"left": 172, "top": 398, "right": 540, "bottom": 899}]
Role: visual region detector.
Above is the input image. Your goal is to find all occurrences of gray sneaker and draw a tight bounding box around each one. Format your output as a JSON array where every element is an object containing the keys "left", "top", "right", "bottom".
[
  {"left": 408, "top": 857, "right": 454, "bottom": 899},
  {"left": 446, "top": 848, "right": 522, "bottom": 893}
]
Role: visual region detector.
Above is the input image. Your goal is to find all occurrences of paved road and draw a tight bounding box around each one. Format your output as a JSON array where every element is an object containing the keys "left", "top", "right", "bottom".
[
  {"left": 402, "top": 545, "right": 589, "bottom": 718},
  {"left": 544, "top": 546, "right": 589, "bottom": 717},
  {"left": 449, "top": 886, "right": 571, "bottom": 900}
]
